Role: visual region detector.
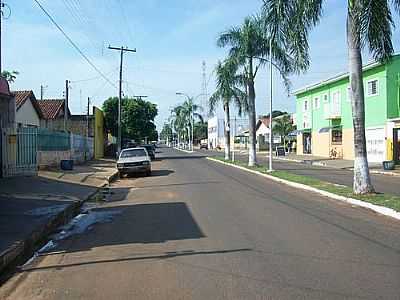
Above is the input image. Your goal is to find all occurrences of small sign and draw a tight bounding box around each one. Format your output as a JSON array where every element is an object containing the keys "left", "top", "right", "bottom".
[
  {"left": 276, "top": 146, "right": 286, "bottom": 156},
  {"left": 8, "top": 135, "right": 17, "bottom": 144}
]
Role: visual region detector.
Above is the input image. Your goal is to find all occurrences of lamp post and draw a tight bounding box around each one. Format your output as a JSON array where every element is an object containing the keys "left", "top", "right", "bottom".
[{"left": 176, "top": 92, "right": 204, "bottom": 152}]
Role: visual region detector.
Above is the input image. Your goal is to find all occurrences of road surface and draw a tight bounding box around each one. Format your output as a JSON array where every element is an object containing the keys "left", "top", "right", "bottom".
[{"left": 1, "top": 147, "right": 399, "bottom": 299}]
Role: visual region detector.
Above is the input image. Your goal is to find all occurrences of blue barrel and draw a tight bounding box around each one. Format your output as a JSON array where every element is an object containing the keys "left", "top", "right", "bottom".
[{"left": 60, "top": 159, "right": 74, "bottom": 170}]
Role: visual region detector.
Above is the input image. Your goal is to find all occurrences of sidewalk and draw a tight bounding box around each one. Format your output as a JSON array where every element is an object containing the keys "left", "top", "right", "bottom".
[
  {"left": 273, "top": 153, "right": 400, "bottom": 176},
  {"left": 0, "top": 159, "right": 117, "bottom": 275}
]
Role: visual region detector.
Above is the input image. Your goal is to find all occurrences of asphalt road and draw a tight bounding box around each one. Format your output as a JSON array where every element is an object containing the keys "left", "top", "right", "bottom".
[
  {"left": 198, "top": 149, "right": 400, "bottom": 196},
  {"left": 2, "top": 147, "right": 399, "bottom": 299}
]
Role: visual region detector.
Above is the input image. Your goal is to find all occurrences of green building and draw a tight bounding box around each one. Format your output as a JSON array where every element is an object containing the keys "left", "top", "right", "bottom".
[{"left": 294, "top": 54, "right": 400, "bottom": 163}]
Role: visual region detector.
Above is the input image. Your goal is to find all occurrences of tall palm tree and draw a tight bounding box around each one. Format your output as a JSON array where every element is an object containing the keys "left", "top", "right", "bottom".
[
  {"left": 262, "top": 0, "right": 399, "bottom": 194},
  {"left": 217, "top": 17, "right": 267, "bottom": 166},
  {"left": 209, "top": 59, "right": 247, "bottom": 160}
]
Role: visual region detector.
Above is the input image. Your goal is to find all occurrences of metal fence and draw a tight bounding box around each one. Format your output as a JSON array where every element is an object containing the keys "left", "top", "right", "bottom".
[
  {"left": 38, "top": 128, "right": 70, "bottom": 151},
  {"left": 71, "top": 133, "right": 94, "bottom": 162},
  {"left": 1, "top": 127, "right": 38, "bottom": 177}
]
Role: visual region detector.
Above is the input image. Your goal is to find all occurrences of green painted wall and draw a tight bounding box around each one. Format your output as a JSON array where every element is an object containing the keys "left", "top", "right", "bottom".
[
  {"left": 295, "top": 56, "right": 400, "bottom": 131},
  {"left": 386, "top": 56, "right": 400, "bottom": 119}
]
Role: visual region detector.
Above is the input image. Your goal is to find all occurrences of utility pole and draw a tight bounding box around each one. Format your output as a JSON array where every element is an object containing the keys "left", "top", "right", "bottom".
[
  {"left": 64, "top": 80, "right": 69, "bottom": 132},
  {"left": 40, "top": 85, "right": 43, "bottom": 100},
  {"left": 268, "top": 38, "right": 273, "bottom": 172},
  {"left": 0, "top": 0, "right": 3, "bottom": 73},
  {"left": 87, "top": 97, "right": 90, "bottom": 137},
  {"left": 108, "top": 45, "right": 136, "bottom": 155}
]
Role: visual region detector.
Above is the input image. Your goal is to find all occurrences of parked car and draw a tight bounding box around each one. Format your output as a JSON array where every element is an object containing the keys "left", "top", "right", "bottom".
[
  {"left": 117, "top": 147, "right": 151, "bottom": 178},
  {"left": 200, "top": 143, "right": 208, "bottom": 150},
  {"left": 141, "top": 144, "right": 156, "bottom": 159}
]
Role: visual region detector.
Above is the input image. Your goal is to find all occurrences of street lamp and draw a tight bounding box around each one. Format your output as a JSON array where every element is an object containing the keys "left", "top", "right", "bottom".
[{"left": 176, "top": 92, "right": 205, "bottom": 152}]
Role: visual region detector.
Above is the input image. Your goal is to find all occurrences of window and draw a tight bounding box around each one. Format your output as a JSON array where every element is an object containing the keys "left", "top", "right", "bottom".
[
  {"left": 323, "top": 94, "right": 329, "bottom": 103},
  {"left": 347, "top": 86, "right": 351, "bottom": 102},
  {"left": 331, "top": 91, "right": 341, "bottom": 116},
  {"left": 367, "top": 79, "right": 379, "bottom": 96},
  {"left": 332, "top": 129, "right": 343, "bottom": 144},
  {"left": 313, "top": 97, "right": 320, "bottom": 109},
  {"left": 303, "top": 99, "right": 309, "bottom": 112}
]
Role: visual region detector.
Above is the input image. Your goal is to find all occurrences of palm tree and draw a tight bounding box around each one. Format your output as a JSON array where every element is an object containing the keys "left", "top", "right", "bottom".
[
  {"left": 273, "top": 115, "right": 294, "bottom": 150},
  {"left": 217, "top": 16, "right": 300, "bottom": 166},
  {"left": 217, "top": 17, "right": 268, "bottom": 166},
  {"left": 171, "top": 100, "right": 203, "bottom": 149},
  {"left": 262, "top": 0, "right": 400, "bottom": 194},
  {"left": 209, "top": 59, "right": 247, "bottom": 160},
  {"left": 1, "top": 70, "right": 19, "bottom": 83}
]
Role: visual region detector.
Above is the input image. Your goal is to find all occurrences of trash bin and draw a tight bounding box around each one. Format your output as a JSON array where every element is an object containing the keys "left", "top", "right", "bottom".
[
  {"left": 60, "top": 159, "right": 74, "bottom": 170},
  {"left": 382, "top": 160, "right": 395, "bottom": 171}
]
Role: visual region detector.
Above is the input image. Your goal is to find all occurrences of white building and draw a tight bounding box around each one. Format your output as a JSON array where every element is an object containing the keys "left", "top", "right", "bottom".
[
  {"left": 13, "top": 90, "right": 42, "bottom": 127},
  {"left": 207, "top": 116, "right": 249, "bottom": 149}
]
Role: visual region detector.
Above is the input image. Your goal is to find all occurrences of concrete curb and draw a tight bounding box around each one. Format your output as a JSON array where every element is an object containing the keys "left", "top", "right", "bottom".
[
  {"left": 0, "top": 189, "right": 99, "bottom": 277},
  {"left": 174, "top": 147, "right": 194, "bottom": 154},
  {"left": 206, "top": 157, "right": 400, "bottom": 221}
]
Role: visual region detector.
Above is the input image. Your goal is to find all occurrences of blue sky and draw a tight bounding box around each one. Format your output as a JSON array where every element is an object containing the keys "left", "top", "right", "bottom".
[{"left": 4, "top": 0, "right": 400, "bottom": 129}]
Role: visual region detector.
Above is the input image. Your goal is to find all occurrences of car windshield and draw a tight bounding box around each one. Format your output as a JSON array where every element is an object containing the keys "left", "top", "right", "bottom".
[{"left": 120, "top": 149, "right": 146, "bottom": 158}]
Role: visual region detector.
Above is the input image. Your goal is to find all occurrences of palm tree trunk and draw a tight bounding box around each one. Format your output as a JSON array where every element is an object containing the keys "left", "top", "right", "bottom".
[
  {"left": 347, "top": 10, "right": 375, "bottom": 194},
  {"left": 224, "top": 102, "right": 231, "bottom": 160},
  {"left": 248, "top": 58, "right": 257, "bottom": 166}
]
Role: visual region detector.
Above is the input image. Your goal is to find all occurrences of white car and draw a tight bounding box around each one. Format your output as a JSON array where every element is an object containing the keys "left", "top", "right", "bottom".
[{"left": 117, "top": 147, "right": 152, "bottom": 178}]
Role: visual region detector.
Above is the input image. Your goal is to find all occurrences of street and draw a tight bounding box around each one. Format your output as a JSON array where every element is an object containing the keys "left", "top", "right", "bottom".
[{"left": 1, "top": 147, "right": 400, "bottom": 299}]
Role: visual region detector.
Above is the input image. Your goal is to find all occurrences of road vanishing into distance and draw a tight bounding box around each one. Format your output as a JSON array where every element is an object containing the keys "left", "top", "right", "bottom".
[{"left": 1, "top": 147, "right": 399, "bottom": 299}]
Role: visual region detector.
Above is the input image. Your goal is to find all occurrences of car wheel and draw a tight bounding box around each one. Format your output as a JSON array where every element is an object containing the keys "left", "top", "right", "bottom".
[
  {"left": 119, "top": 172, "right": 124, "bottom": 179},
  {"left": 146, "top": 170, "right": 152, "bottom": 176}
]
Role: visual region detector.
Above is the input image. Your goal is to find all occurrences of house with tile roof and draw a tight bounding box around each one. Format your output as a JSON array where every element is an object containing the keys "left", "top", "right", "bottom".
[
  {"left": 0, "top": 78, "right": 14, "bottom": 129},
  {"left": 37, "top": 99, "right": 70, "bottom": 131},
  {"left": 13, "top": 90, "right": 43, "bottom": 127}
]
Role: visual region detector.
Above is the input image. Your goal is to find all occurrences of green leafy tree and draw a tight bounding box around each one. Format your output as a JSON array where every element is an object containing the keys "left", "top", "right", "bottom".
[
  {"left": 1, "top": 70, "right": 19, "bottom": 83},
  {"left": 193, "top": 120, "right": 208, "bottom": 143},
  {"left": 209, "top": 59, "right": 247, "bottom": 159},
  {"left": 262, "top": 0, "right": 400, "bottom": 194},
  {"left": 102, "top": 97, "right": 158, "bottom": 143},
  {"left": 273, "top": 115, "right": 294, "bottom": 150}
]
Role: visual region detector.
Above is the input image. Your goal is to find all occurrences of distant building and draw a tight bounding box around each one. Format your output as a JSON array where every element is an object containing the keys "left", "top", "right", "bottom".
[
  {"left": 207, "top": 116, "right": 249, "bottom": 149},
  {"left": 13, "top": 90, "right": 42, "bottom": 127},
  {"left": 37, "top": 99, "right": 70, "bottom": 131},
  {"left": 69, "top": 114, "right": 94, "bottom": 137},
  {"left": 0, "top": 78, "right": 15, "bottom": 129}
]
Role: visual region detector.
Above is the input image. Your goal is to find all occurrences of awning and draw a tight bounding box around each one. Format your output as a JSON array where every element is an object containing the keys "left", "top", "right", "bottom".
[
  {"left": 288, "top": 130, "right": 300, "bottom": 136},
  {"left": 319, "top": 125, "right": 342, "bottom": 133},
  {"left": 302, "top": 128, "right": 312, "bottom": 133}
]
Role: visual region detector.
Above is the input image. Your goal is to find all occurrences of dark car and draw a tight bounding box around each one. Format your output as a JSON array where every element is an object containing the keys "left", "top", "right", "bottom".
[
  {"left": 200, "top": 143, "right": 208, "bottom": 150},
  {"left": 141, "top": 144, "right": 156, "bottom": 159}
]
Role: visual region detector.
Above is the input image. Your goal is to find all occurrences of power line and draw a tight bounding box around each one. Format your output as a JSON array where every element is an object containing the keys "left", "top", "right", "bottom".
[{"left": 33, "top": 0, "right": 117, "bottom": 89}]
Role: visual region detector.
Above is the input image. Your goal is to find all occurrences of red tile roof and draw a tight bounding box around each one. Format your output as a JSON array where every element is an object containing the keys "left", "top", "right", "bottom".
[
  {"left": 37, "top": 99, "right": 65, "bottom": 120},
  {"left": 13, "top": 90, "right": 33, "bottom": 109},
  {"left": 12, "top": 90, "right": 43, "bottom": 117}
]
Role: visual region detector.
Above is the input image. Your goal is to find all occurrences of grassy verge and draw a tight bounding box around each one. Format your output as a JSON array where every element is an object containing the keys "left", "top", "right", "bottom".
[{"left": 211, "top": 156, "right": 400, "bottom": 212}]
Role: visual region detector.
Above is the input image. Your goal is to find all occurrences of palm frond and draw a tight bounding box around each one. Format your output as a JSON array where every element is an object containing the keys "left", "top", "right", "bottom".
[{"left": 358, "top": 0, "right": 394, "bottom": 62}]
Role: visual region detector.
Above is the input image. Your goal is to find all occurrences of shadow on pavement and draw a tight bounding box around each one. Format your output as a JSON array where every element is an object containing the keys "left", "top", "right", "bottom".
[
  {"left": 22, "top": 248, "right": 252, "bottom": 273},
  {"left": 52, "top": 202, "right": 206, "bottom": 253}
]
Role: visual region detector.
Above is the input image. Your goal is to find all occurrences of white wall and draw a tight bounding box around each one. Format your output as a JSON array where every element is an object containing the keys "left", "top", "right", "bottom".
[{"left": 16, "top": 99, "right": 40, "bottom": 127}]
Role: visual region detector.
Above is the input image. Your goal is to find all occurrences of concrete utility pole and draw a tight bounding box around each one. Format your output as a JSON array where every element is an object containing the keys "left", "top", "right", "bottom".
[
  {"left": 87, "top": 97, "right": 90, "bottom": 137},
  {"left": 268, "top": 38, "right": 273, "bottom": 172},
  {"left": 108, "top": 45, "right": 136, "bottom": 155},
  {"left": 64, "top": 80, "right": 69, "bottom": 132},
  {"left": 0, "top": 0, "right": 3, "bottom": 73}
]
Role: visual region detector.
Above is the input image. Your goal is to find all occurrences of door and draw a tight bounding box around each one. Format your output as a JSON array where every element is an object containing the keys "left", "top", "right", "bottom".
[
  {"left": 394, "top": 128, "right": 400, "bottom": 164},
  {"left": 303, "top": 133, "right": 312, "bottom": 154},
  {"left": 366, "top": 128, "right": 385, "bottom": 163}
]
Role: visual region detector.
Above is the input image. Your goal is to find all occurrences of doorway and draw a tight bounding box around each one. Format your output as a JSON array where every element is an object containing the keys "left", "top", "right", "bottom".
[
  {"left": 393, "top": 128, "right": 400, "bottom": 164},
  {"left": 303, "top": 132, "right": 312, "bottom": 154}
]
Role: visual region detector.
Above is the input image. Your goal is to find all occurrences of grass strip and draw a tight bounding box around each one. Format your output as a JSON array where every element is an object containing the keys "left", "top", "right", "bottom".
[{"left": 212, "top": 156, "right": 400, "bottom": 212}]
